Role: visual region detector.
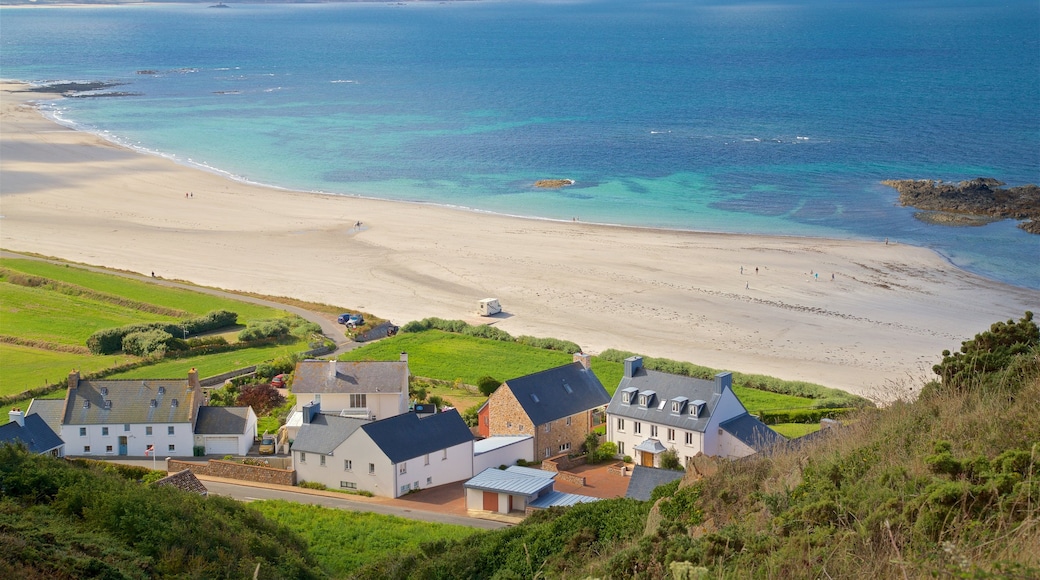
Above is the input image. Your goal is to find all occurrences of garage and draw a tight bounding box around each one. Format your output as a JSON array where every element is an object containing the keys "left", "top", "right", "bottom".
[{"left": 205, "top": 436, "right": 241, "bottom": 456}]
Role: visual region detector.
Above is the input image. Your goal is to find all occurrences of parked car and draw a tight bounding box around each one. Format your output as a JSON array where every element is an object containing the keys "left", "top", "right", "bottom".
[
  {"left": 259, "top": 435, "right": 276, "bottom": 455},
  {"left": 271, "top": 374, "right": 287, "bottom": 389},
  {"left": 337, "top": 313, "right": 364, "bottom": 326}
]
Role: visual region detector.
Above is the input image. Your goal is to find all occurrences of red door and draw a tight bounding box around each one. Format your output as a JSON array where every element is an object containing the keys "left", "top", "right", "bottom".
[{"left": 483, "top": 491, "right": 498, "bottom": 511}]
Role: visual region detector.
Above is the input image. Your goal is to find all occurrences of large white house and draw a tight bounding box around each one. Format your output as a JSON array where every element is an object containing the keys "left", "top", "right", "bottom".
[
  {"left": 292, "top": 401, "right": 475, "bottom": 498},
  {"left": 606, "top": 357, "right": 781, "bottom": 466},
  {"left": 290, "top": 355, "right": 410, "bottom": 420}
]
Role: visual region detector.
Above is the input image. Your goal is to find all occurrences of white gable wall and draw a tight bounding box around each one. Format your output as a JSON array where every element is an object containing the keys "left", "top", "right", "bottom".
[
  {"left": 394, "top": 439, "right": 474, "bottom": 497},
  {"left": 62, "top": 422, "right": 194, "bottom": 457},
  {"left": 702, "top": 388, "right": 748, "bottom": 456},
  {"left": 715, "top": 428, "right": 757, "bottom": 459}
]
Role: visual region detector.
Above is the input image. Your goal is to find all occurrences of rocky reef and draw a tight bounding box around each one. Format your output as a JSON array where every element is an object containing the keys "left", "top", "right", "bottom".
[
  {"left": 534, "top": 179, "right": 575, "bottom": 189},
  {"left": 882, "top": 178, "right": 1040, "bottom": 234}
]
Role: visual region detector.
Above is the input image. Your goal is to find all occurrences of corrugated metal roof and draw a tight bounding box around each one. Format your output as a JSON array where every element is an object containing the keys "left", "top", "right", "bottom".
[
  {"left": 474, "top": 435, "right": 532, "bottom": 455},
  {"left": 63, "top": 379, "right": 198, "bottom": 426},
  {"left": 528, "top": 490, "right": 601, "bottom": 509},
  {"left": 606, "top": 370, "right": 734, "bottom": 432},
  {"left": 464, "top": 466, "right": 556, "bottom": 496},
  {"left": 361, "top": 409, "right": 474, "bottom": 464},
  {"left": 719, "top": 413, "right": 783, "bottom": 452},
  {"left": 194, "top": 406, "right": 251, "bottom": 435},
  {"left": 292, "top": 359, "right": 408, "bottom": 396},
  {"left": 503, "top": 362, "right": 610, "bottom": 426}
]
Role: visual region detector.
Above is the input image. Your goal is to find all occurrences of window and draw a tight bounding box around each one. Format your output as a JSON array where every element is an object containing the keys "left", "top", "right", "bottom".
[
  {"left": 320, "top": 455, "right": 326, "bottom": 467},
  {"left": 340, "top": 481, "right": 357, "bottom": 490},
  {"left": 299, "top": 452, "right": 306, "bottom": 463},
  {"left": 634, "top": 422, "right": 642, "bottom": 435},
  {"left": 639, "top": 395, "right": 648, "bottom": 406},
  {"left": 685, "top": 432, "right": 694, "bottom": 445},
  {"left": 350, "top": 393, "right": 367, "bottom": 408},
  {"left": 667, "top": 428, "right": 675, "bottom": 441},
  {"left": 344, "top": 460, "right": 353, "bottom": 471},
  {"left": 519, "top": 424, "right": 525, "bottom": 431},
  {"left": 442, "top": 448, "right": 448, "bottom": 460},
  {"left": 544, "top": 447, "right": 551, "bottom": 458},
  {"left": 369, "top": 463, "right": 375, "bottom": 474},
  {"left": 79, "top": 427, "right": 86, "bottom": 437},
  {"left": 672, "top": 402, "right": 681, "bottom": 413},
  {"left": 168, "top": 444, "right": 175, "bottom": 452},
  {"left": 617, "top": 418, "right": 625, "bottom": 431},
  {"left": 544, "top": 423, "right": 551, "bottom": 433},
  {"left": 84, "top": 446, "right": 91, "bottom": 453},
  {"left": 146, "top": 426, "right": 153, "bottom": 436},
  {"left": 424, "top": 454, "right": 430, "bottom": 466},
  {"left": 426, "top": 476, "right": 433, "bottom": 486},
  {"left": 566, "top": 416, "right": 571, "bottom": 426},
  {"left": 399, "top": 462, "right": 407, "bottom": 475},
  {"left": 124, "top": 424, "right": 130, "bottom": 432},
  {"left": 559, "top": 443, "right": 571, "bottom": 453},
  {"left": 618, "top": 441, "right": 625, "bottom": 455},
  {"left": 167, "top": 426, "right": 174, "bottom": 435},
  {"left": 106, "top": 445, "right": 113, "bottom": 453},
  {"left": 102, "top": 427, "right": 109, "bottom": 436},
  {"left": 650, "top": 425, "right": 658, "bottom": 438}
]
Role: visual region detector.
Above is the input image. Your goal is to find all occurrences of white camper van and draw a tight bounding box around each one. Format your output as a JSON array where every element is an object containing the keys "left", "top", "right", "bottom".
[{"left": 477, "top": 298, "right": 502, "bottom": 316}]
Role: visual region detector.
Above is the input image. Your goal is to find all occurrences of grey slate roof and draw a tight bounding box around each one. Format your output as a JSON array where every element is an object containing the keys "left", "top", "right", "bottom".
[
  {"left": 63, "top": 379, "right": 199, "bottom": 426},
  {"left": 292, "top": 359, "right": 408, "bottom": 395},
  {"left": 153, "top": 469, "right": 208, "bottom": 496},
  {"left": 464, "top": 466, "right": 556, "bottom": 495},
  {"left": 27, "top": 399, "right": 65, "bottom": 435},
  {"left": 0, "top": 414, "right": 64, "bottom": 454},
  {"left": 503, "top": 362, "right": 611, "bottom": 426},
  {"left": 292, "top": 414, "right": 369, "bottom": 455},
  {"left": 528, "top": 490, "right": 601, "bottom": 509},
  {"left": 606, "top": 368, "right": 737, "bottom": 433},
  {"left": 194, "top": 407, "right": 251, "bottom": 435},
  {"left": 719, "top": 413, "right": 783, "bottom": 452},
  {"left": 362, "top": 409, "right": 474, "bottom": 464},
  {"left": 624, "top": 465, "right": 686, "bottom": 501}
]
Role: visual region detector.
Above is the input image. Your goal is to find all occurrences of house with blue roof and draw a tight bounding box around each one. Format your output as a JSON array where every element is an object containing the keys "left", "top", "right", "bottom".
[
  {"left": 480, "top": 353, "right": 610, "bottom": 461},
  {"left": 292, "top": 401, "right": 475, "bottom": 497},
  {"left": 0, "top": 408, "right": 64, "bottom": 457},
  {"left": 463, "top": 465, "right": 600, "bottom": 516},
  {"left": 606, "top": 357, "right": 782, "bottom": 467}
]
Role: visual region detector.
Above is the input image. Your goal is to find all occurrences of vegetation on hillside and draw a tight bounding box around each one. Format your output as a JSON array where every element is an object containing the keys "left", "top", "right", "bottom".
[
  {"left": 0, "top": 446, "right": 323, "bottom": 579},
  {"left": 353, "top": 312, "right": 1040, "bottom": 579}
]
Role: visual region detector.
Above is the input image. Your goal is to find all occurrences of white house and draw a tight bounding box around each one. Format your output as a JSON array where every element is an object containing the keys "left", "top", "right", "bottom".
[
  {"left": 58, "top": 369, "right": 205, "bottom": 457},
  {"left": 289, "top": 355, "right": 410, "bottom": 420},
  {"left": 193, "top": 406, "right": 258, "bottom": 456},
  {"left": 292, "top": 401, "right": 475, "bottom": 498},
  {"left": 606, "top": 357, "right": 781, "bottom": 466}
]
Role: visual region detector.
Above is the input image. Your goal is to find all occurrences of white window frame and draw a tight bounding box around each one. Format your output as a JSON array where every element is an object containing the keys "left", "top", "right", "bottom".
[
  {"left": 667, "top": 428, "right": 675, "bottom": 441},
  {"left": 299, "top": 452, "right": 306, "bottom": 463},
  {"left": 399, "top": 462, "right": 407, "bottom": 475},
  {"left": 168, "top": 426, "right": 175, "bottom": 435},
  {"left": 685, "top": 432, "right": 694, "bottom": 445},
  {"left": 617, "top": 418, "right": 625, "bottom": 431},
  {"left": 634, "top": 422, "right": 642, "bottom": 435},
  {"left": 344, "top": 459, "right": 353, "bottom": 471},
  {"left": 650, "top": 425, "right": 658, "bottom": 438},
  {"left": 349, "top": 393, "right": 367, "bottom": 409},
  {"left": 102, "top": 427, "right": 109, "bottom": 436},
  {"left": 320, "top": 455, "right": 326, "bottom": 467}
]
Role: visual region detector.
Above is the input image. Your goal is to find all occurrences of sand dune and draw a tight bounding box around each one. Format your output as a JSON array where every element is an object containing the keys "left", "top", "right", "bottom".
[{"left": 3, "top": 82, "right": 1036, "bottom": 400}]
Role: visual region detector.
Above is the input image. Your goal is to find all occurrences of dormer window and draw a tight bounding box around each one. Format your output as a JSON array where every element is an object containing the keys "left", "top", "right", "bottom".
[
  {"left": 621, "top": 387, "right": 638, "bottom": 404},
  {"left": 690, "top": 399, "right": 706, "bottom": 417},
  {"left": 638, "top": 390, "right": 656, "bottom": 408},
  {"left": 149, "top": 399, "right": 158, "bottom": 408},
  {"left": 639, "top": 395, "right": 647, "bottom": 406},
  {"left": 158, "top": 386, "right": 166, "bottom": 395},
  {"left": 670, "top": 397, "right": 688, "bottom": 415},
  {"left": 100, "top": 387, "right": 108, "bottom": 396},
  {"left": 171, "top": 399, "right": 179, "bottom": 407},
  {"left": 83, "top": 400, "right": 91, "bottom": 409},
  {"left": 104, "top": 401, "right": 112, "bottom": 410}
]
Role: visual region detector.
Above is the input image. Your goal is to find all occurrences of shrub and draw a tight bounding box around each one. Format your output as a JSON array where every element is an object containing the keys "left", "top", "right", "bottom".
[
  {"left": 86, "top": 310, "right": 239, "bottom": 354},
  {"left": 928, "top": 311, "right": 1038, "bottom": 396},
  {"left": 660, "top": 448, "right": 682, "bottom": 471},
  {"left": 597, "top": 441, "right": 618, "bottom": 462},
  {"left": 236, "top": 384, "right": 287, "bottom": 416},
  {"left": 477, "top": 375, "right": 501, "bottom": 396},
  {"left": 298, "top": 481, "right": 328, "bottom": 490},
  {"left": 461, "top": 403, "right": 481, "bottom": 427},
  {"left": 121, "top": 328, "right": 176, "bottom": 357},
  {"left": 238, "top": 319, "right": 291, "bottom": 341}
]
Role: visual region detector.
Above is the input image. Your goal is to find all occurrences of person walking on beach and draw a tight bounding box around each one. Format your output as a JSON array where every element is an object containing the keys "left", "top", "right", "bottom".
[{"left": 740, "top": 266, "right": 744, "bottom": 274}]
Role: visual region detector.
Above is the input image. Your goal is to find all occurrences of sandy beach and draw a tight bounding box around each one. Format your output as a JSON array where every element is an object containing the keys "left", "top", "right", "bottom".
[{"left": 2, "top": 82, "right": 1036, "bottom": 400}]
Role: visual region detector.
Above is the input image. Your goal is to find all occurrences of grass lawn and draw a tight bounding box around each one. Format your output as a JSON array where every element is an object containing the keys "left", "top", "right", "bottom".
[
  {"left": 771, "top": 423, "right": 822, "bottom": 438},
  {"left": 251, "top": 500, "right": 479, "bottom": 578},
  {"left": 0, "top": 343, "right": 133, "bottom": 397},
  {"left": 103, "top": 340, "right": 308, "bottom": 380},
  {"left": 731, "top": 385, "right": 815, "bottom": 411}
]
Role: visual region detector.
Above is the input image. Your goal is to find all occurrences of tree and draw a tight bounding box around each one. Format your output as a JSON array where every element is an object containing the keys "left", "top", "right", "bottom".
[
  {"left": 207, "top": 383, "right": 240, "bottom": 407},
  {"left": 660, "top": 447, "right": 683, "bottom": 471},
  {"left": 596, "top": 441, "right": 618, "bottom": 463},
  {"left": 236, "top": 384, "right": 286, "bottom": 416},
  {"left": 477, "top": 375, "right": 501, "bottom": 397},
  {"left": 583, "top": 432, "right": 601, "bottom": 461}
]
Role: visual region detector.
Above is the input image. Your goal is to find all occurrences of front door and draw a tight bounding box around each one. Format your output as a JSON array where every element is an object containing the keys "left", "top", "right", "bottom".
[
  {"left": 641, "top": 451, "right": 654, "bottom": 467},
  {"left": 118, "top": 436, "right": 128, "bottom": 456}
]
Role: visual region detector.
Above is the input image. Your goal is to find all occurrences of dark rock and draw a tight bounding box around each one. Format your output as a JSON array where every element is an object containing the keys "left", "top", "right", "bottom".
[{"left": 882, "top": 178, "right": 1040, "bottom": 235}]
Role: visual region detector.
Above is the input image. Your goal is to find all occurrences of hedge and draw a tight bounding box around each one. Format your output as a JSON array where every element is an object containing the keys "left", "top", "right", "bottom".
[
  {"left": 401, "top": 318, "right": 581, "bottom": 353},
  {"left": 86, "top": 310, "right": 238, "bottom": 354}
]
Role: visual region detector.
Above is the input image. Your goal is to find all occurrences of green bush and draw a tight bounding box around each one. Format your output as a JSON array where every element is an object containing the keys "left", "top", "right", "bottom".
[
  {"left": 238, "top": 319, "right": 291, "bottom": 341},
  {"left": 927, "top": 311, "right": 1038, "bottom": 396},
  {"left": 477, "top": 375, "right": 501, "bottom": 396},
  {"left": 298, "top": 481, "right": 328, "bottom": 491},
  {"left": 758, "top": 407, "right": 856, "bottom": 425},
  {"left": 86, "top": 310, "right": 239, "bottom": 354},
  {"left": 400, "top": 317, "right": 580, "bottom": 353},
  {"left": 121, "top": 328, "right": 176, "bottom": 357}
]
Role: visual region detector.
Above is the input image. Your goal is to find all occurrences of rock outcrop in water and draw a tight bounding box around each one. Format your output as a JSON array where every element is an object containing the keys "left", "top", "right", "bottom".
[
  {"left": 882, "top": 178, "right": 1040, "bottom": 235},
  {"left": 534, "top": 179, "right": 575, "bottom": 189}
]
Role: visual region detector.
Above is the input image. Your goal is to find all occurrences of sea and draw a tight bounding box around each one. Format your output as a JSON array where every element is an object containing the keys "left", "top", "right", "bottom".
[{"left": 1, "top": 0, "right": 1038, "bottom": 289}]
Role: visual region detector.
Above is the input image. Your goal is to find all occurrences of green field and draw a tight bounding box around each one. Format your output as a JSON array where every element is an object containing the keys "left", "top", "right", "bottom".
[
  {"left": 0, "top": 343, "right": 132, "bottom": 397},
  {"left": 103, "top": 340, "right": 307, "bottom": 380},
  {"left": 251, "top": 499, "right": 479, "bottom": 577}
]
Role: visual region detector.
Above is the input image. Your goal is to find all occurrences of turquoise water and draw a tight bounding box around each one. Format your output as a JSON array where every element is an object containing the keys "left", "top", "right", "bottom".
[{"left": 1, "top": 0, "right": 1037, "bottom": 287}]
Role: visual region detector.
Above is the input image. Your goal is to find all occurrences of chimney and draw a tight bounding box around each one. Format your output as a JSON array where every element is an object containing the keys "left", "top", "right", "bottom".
[
  {"left": 714, "top": 372, "right": 732, "bottom": 394},
  {"left": 9, "top": 408, "right": 24, "bottom": 427},
  {"left": 623, "top": 356, "right": 643, "bottom": 378},
  {"left": 68, "top": 369, "right": 80, "bottom": 390},
  {"left": 187, "top": 367, "right": 200, "bottom": 390},
  {"left": 573, "top": 352, "right": 591, "bottom": 370},
  {"left": 302, "top": 400, "right": 321, "bottom": 424},
  {"left": 399, "top": 352, "right": 408, "bottom": 363}
]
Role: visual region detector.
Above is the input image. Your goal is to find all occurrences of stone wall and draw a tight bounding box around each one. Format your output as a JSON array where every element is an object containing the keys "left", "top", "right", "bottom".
[
  {"left": 168, "top": 458, "right": 295, "bottom": 486},
  {"left": 541, "top": 453, "right": 586, "bottom": 486},
  {"left": 487, "top": 385, "right": 535, "bottom": 441},
  {"left": 608, "top": 461, "right": 628, "bottom": 477}
]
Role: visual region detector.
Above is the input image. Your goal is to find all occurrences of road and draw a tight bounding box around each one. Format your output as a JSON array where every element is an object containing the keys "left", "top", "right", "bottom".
[{"left": 202, "top": 479, "right": 508, "bottom": 530}]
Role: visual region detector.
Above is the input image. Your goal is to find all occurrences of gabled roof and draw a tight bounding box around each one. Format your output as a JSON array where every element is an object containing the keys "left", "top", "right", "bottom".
[
  {"left": 292, "top": 359, "right": 408, "bottom": 396},
  {"left": 464, "top": 466, "right": 556, "bottom": 495},
  {"left": 625, "top": 465, "right": 685, "bottom": 501},
  {"left": 292, "top": 414, "right": 369, "bottom": 455},
  {"left": 503, "top": 362, "right": 610, "bottom": 426},
  {"left": 361, "top": 409, "right": 473, "bottom": 464},
  {"left": 719, "top": 413, "right": 783, "bottom": 452},
  {"left": 63, "top": 379, "right": 199, "bottom": 426},
  {"left": 194, "top": 407, "right": 253, "bottom": 435},
  {"left": 606, "top": 369, "right": 736, "bottom": 432},
  {"left": 153, "top": 469, "right": 208, "bottom": 496},
  {"left": 0, "top": 414, "right": 64, "bottom": 454},
  {"left": 528, "top": 490, "right": 601, "bottom": 509},
  {"left": 27, "top": 399, "right": 65, "bottom": 435}
]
